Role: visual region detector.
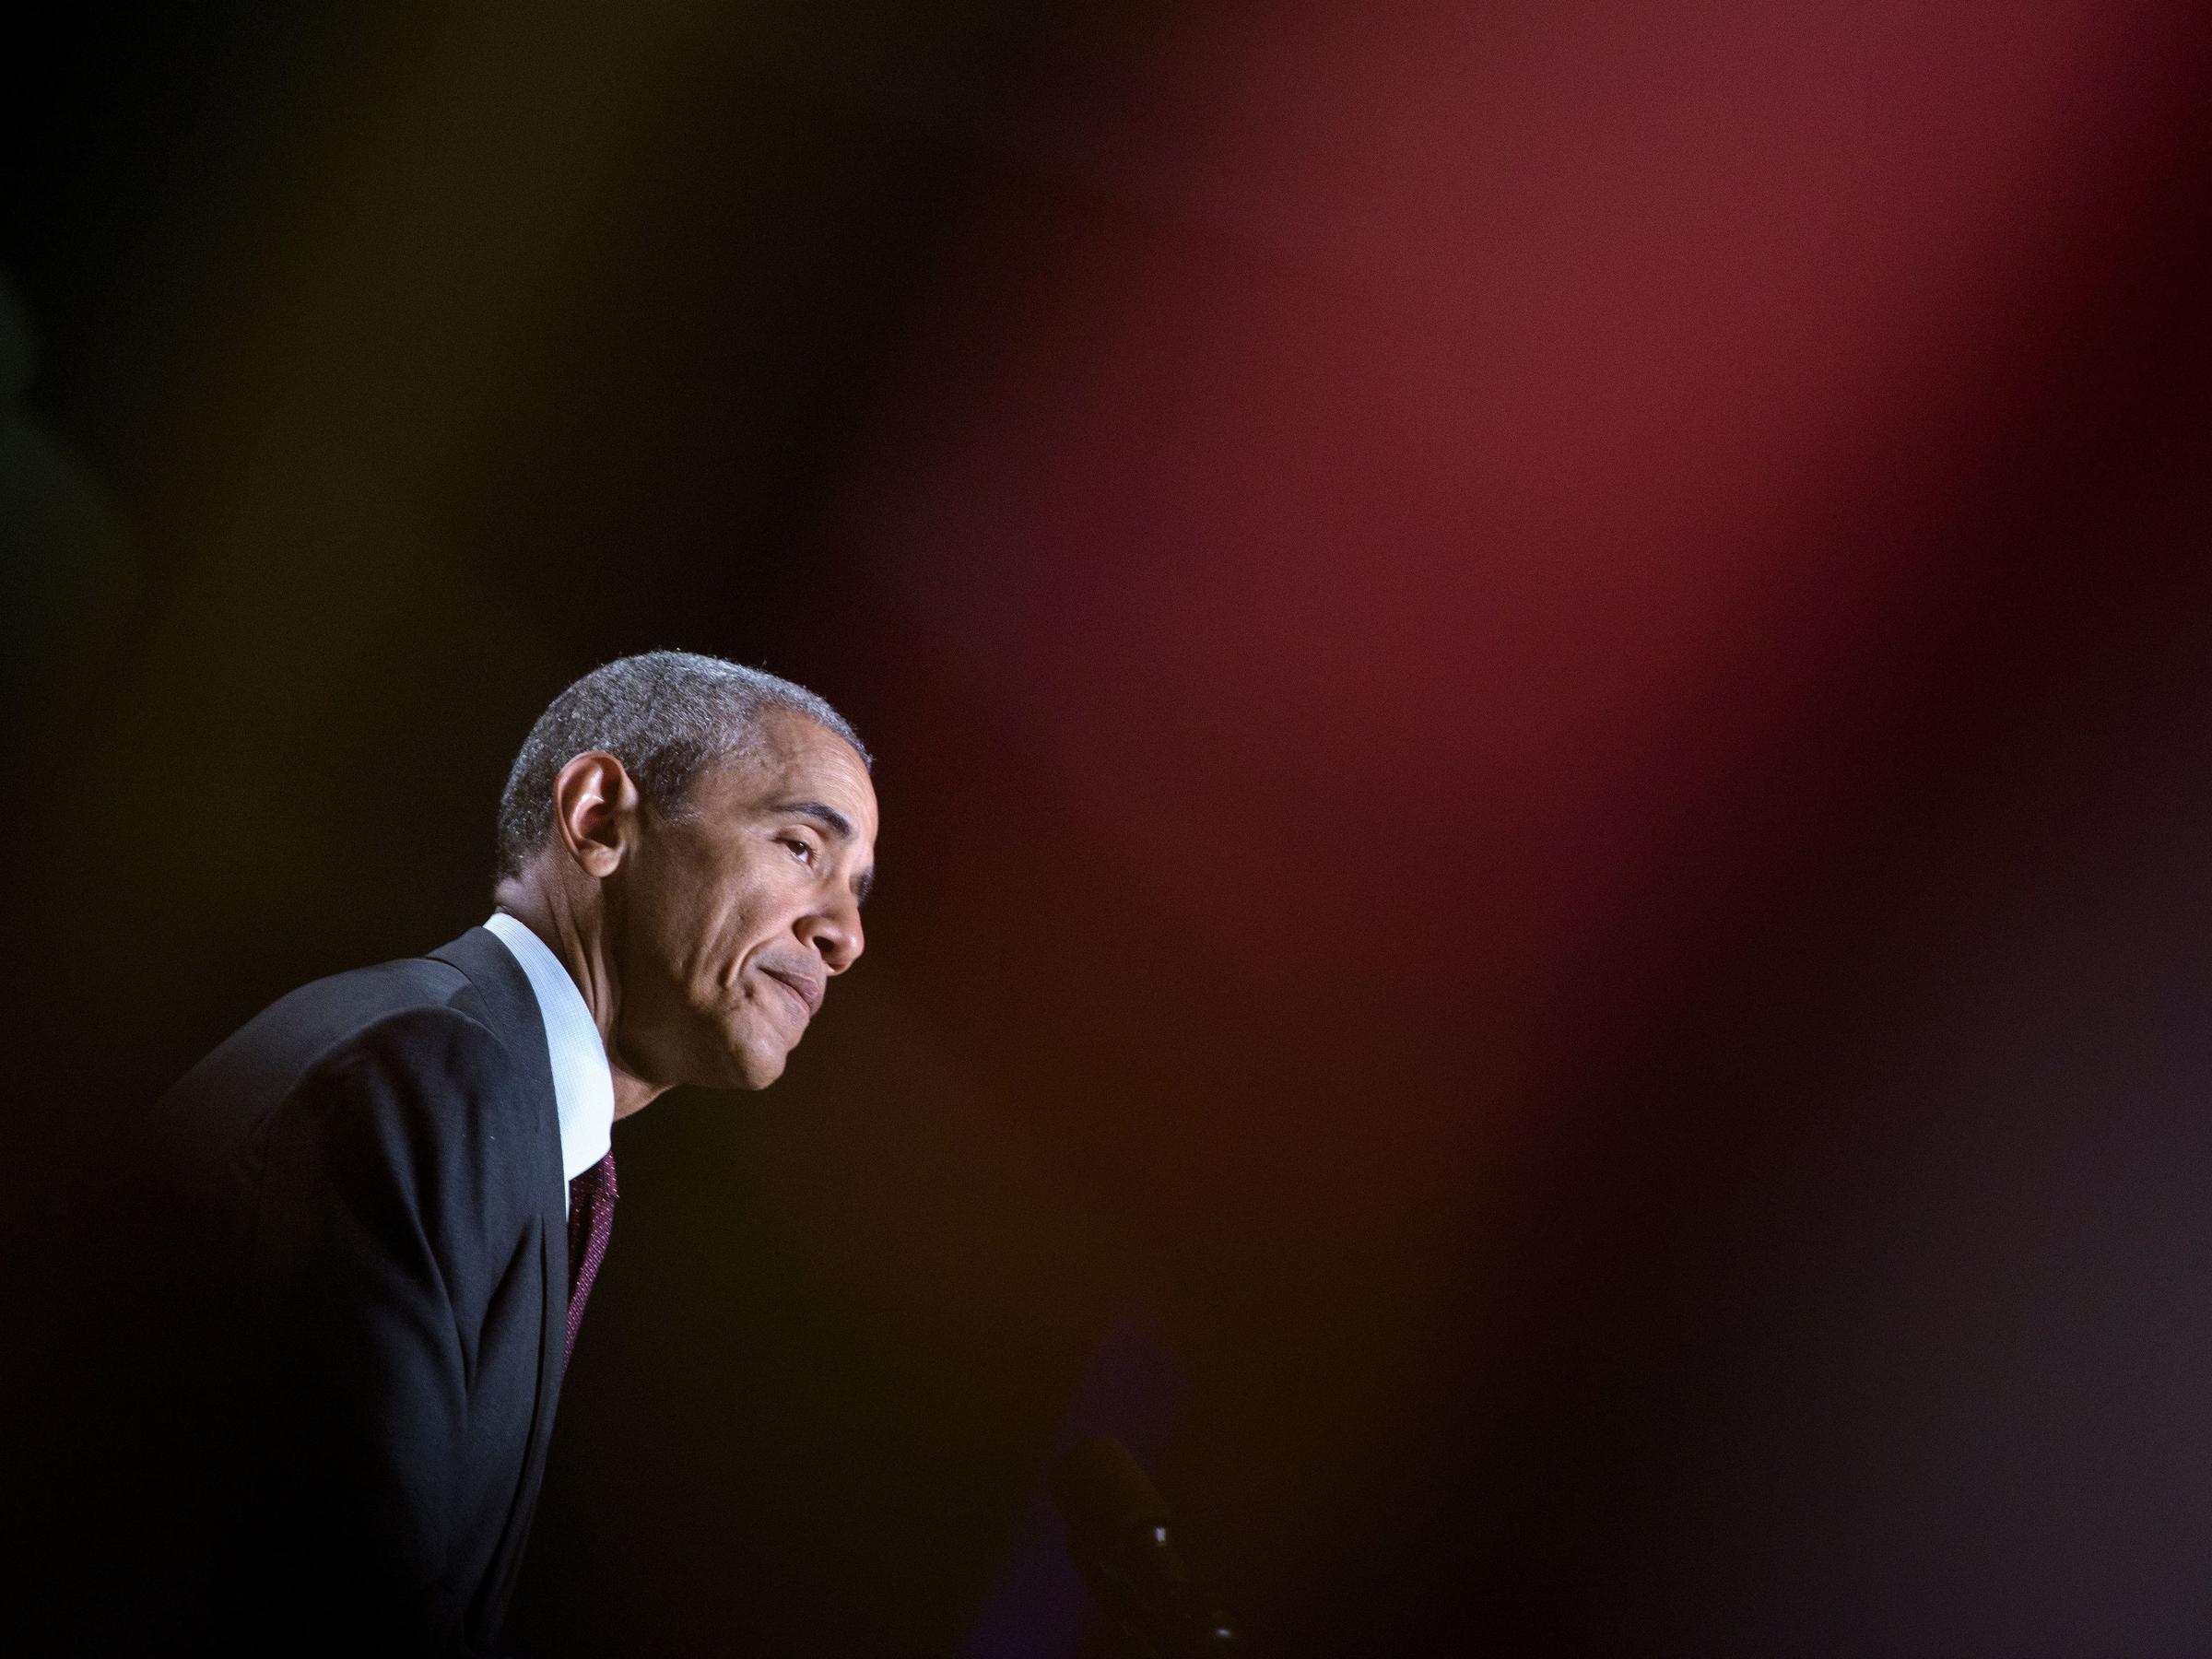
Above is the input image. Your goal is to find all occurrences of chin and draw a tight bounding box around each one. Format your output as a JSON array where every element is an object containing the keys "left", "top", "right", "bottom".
[
  {"left": 715, "top": 1031, "right": 790, "bottom": 1091},
  {"left": 686, "top": 1005, "right": 790, "bottom": 1090},
  {"left": 730, "top": 1055, "right": 785, "bottom": 1090}
]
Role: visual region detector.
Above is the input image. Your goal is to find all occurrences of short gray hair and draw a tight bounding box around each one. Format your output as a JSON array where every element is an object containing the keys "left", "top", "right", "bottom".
[{"left": 493, "top": 651, "right": 869, "bottom": 882}]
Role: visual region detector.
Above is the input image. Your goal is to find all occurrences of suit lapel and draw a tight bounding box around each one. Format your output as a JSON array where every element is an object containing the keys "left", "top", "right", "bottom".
[{"left": 427, "top": 925, "right": 572, "bottom": 1630}]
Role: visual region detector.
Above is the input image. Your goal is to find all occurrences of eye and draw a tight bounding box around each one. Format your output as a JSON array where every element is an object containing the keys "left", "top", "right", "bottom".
[{"left": 778, "top": 835, "right": 817, "bottom": 866}]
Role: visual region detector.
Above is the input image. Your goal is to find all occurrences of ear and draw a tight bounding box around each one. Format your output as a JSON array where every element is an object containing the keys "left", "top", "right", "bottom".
[{"left": 549, "top": 751, "right": 641, "bottom": 878}]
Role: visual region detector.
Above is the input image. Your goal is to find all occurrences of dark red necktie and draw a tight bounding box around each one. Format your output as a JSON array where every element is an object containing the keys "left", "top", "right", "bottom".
[{"left": 564, "top": 1150, "right": 618, "bottom": 1365}]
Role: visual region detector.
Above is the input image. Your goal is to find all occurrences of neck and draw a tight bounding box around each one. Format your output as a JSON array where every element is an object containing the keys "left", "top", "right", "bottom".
[{"left": 492, "top": 873, "right": 670, "bottom": 1120}]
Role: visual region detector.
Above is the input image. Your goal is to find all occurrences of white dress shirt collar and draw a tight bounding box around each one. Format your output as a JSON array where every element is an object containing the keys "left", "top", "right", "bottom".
[{"left": 482, "top": 912, "right": 616, "bottom": 1210}]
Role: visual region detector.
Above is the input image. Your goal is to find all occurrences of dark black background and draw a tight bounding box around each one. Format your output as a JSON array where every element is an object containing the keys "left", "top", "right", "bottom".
[{"left": 12, "top": 5, "right": 2212, "bottom": 1653}]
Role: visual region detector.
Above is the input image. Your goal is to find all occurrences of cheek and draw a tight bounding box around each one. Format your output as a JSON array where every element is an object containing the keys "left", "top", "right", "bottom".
[
  {"left": 623, "top": 849, "right": 733, "bottom": 997},
  {"left": 680, "top": 874, "right": 777, "bottom": 994}
]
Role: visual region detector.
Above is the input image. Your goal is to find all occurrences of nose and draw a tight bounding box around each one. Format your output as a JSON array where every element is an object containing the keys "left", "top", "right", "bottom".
[{"left": 797, "top": 892, "right": 864, "bottom": 975}]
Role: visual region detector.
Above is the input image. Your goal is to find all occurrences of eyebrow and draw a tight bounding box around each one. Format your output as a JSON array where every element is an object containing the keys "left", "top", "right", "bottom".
[
  {"left": 773, "top": 799, "right": 855, "bottom": 841},
  {"left": 773, "top": 798, "right": 875, "bottom": 904}
]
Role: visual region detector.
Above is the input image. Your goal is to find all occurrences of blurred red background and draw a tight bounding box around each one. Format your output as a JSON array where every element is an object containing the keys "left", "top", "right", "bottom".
[{"left": 10, "top": 2, "right": 2212, "bottom": 1652}]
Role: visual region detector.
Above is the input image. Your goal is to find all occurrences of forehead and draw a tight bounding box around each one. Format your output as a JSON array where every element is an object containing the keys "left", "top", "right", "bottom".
[{"left": 693, "top": 711, "right": 877, "bottom": 838}]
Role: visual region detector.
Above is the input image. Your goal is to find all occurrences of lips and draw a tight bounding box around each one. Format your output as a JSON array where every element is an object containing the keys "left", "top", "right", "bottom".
[{"left": 760, "top": 965, "right": 822, "bottom": 1020}]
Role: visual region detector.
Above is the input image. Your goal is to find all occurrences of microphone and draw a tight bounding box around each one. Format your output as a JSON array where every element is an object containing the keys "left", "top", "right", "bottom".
[{"left": 1048, "top": 1436, "right": 1241, "bottom": 1655}]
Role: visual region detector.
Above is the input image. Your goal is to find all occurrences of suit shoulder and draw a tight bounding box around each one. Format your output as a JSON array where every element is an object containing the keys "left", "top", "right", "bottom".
[
  {"left": 156, "top": 955, "right": 506, "bottom": 1165},
  {"left": 302, "top": 1003, "right": 523, "bottom": 1105}
]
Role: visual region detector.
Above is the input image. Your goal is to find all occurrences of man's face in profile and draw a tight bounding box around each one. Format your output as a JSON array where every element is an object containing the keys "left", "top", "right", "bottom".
[{"left": 610, "top": 710, "right": 877, "bottom": 1094}]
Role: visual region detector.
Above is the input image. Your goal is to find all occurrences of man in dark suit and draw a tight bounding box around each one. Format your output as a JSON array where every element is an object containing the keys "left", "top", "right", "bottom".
[{"left": 149, "top": 650, "right": 877, "bottom": 1654}]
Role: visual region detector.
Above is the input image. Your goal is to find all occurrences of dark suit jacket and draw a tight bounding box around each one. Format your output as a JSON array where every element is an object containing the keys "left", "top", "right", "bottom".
[{"left": 151, "top": 926, "right": 571, "bottom": 1655}]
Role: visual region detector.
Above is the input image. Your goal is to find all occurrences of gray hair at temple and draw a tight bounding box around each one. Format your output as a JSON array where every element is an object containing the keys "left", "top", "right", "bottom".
[{"left": 494, "top": 651, "right": 870, "bottom": 883}]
